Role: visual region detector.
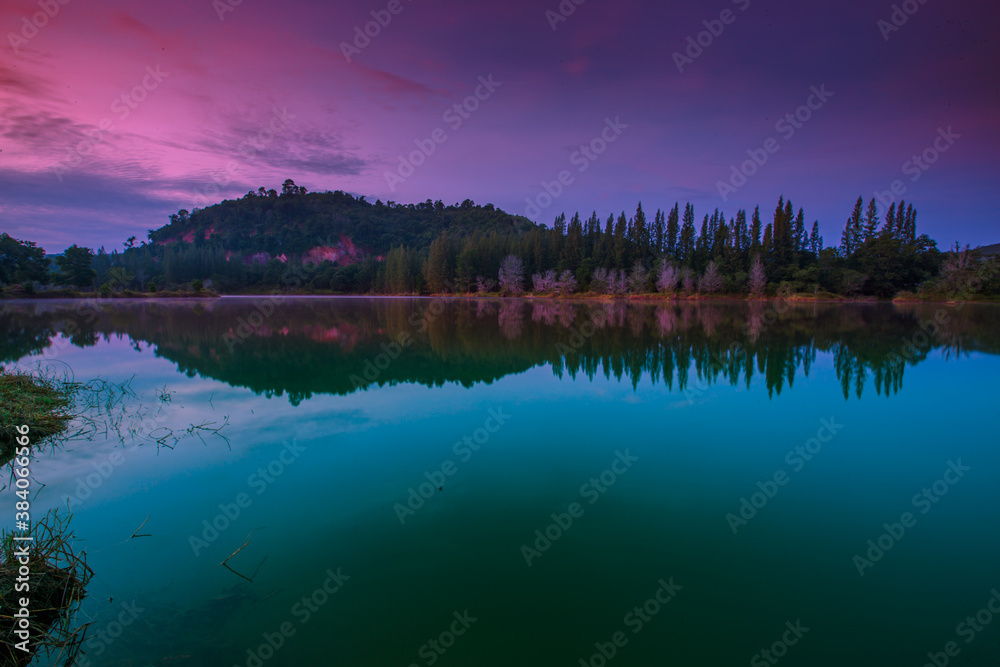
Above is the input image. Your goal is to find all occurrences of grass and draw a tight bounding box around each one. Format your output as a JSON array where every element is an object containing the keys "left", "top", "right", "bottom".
[
  {"left": 0, "top": 510, "right": 93, "bottom": 666},
  {"left": 0, "top": 371, "right": 90, "bottom": 664},
  {"left": 0, "top": 370, "right": 74, "bottom": 468}
]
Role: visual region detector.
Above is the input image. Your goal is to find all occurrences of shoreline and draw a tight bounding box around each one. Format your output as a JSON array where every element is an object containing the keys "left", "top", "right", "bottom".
[{"left": 3, "top": 290, "right": 995, "bottom": 305}]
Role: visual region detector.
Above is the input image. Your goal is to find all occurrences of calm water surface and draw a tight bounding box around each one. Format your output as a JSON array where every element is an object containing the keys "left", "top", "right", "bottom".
[{"left": 2, "top": 297, "right": 999, "bottom": 666}]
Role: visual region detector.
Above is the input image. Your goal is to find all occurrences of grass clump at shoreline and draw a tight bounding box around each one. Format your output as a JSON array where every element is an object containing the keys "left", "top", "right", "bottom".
[
  {"left": 1, "top": 372, "right": 89, "bottom": 664},
  {"left": 0, "top": 370, "right": 75, "bottom": 468},
  {"left": 1, "top": 510, "right": 93, "bottom": 667}
]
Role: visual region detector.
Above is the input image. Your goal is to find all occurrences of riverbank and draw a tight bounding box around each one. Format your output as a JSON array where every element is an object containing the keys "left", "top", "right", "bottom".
[
  {"left": 0, "top": 371, "right": 74, "bottom": 466},
  {"left": 1, "top": 286, "right": 220, "bottom": 299},
  {"left": 220, "top": 289, "right": 999, "bottom": 305},
  {"left": 5, "top": 287, "right": 996, "bottom": 304}
]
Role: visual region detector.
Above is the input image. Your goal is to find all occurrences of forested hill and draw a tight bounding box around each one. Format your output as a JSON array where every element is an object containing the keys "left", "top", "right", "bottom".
[{"left": 149, "top": 180, "right": 537, "bottom": 258}]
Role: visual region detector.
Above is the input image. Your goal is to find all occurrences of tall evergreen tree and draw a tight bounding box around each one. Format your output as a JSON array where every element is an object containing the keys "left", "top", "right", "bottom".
[
  {"left": 563, "top": 212, "right": 583, "bottom": 270},
  {"left": 613, "top": 212, "right": 629, "bottom": 268},
  {"left": 810, "top": 221, "right": 822, "bottom": 257},
  {"left": 863, "top": 197, "right": 880, "bottom": 243},
  {"left": 423, "top": 232, "right": 454, "bottom": 292},
  {"left": 632, "top": 202, "right": 649, "bottom": 258},
  {"left": 652, "top": 209, "right": 665, "bottom": 253},
  {"left": 750, "top": 206, "right": 762, "bottom": 253},
  {"left": 679, "top": 204, "right": 696, "bottom": 264},
  {"left": 794, "top": 208, "right": 806, "bottom": 253},
  {"left": 885, "top": 202, "right": 897, "bottom": 239},
  {"left": 666, "top": 203, "right": 680, "bottom": 260},
  {"left": 841, "top": 196, "right": 864, "bottom": 257},
  {"left": 735, "top": 209, "right": 748, "bottom": 255}
]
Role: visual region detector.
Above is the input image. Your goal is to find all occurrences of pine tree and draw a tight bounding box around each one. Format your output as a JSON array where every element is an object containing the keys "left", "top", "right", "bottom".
[
  {"left": 696, "top": 214, "right": 710, "bottom": 267},
  {"left": 735, "top": 209, "right": 748, "bottom": 255},
  {"left": 863, "top": 197, "right": 879, "bottom": 243},
  {"left": 613, "top": 212, "right": 629, "bottom": 268},
  {"left": 632, "top": 202, "right": 648, "bottom": 258},
  {"left": 713, "top": 214, "right": 729, "bottom": 260},
  {"left": 841, "top": 196, "right": 864, "bottom": 257},
  {"left": 652, "top": 209, "right": 665, "bottom": 253},
  {"left": 563, "top": 212, "right": 583, "bottom": 270},
  {"left": 679, "top": 204, "right": 696, "bottom": 264},
  {"left": 585, "top": 212, "right": 599, "bottom": 260},
  {"left": 599, "top": 214, "right": 614, "bottom": 266},
  {"left": 666, "top": 203, "right": 680, "bottom": 260},
  {"left": 750, "top": 206, "right": 762, "bottom": 253},
  {"left": 885, "top": 202, "right": 897, "bottom": 239},
  {"left": 794, "top": 208, "right": 806, "bottom": 253},
  {"left": 810, "top": 221, "right": 822, "bottom": 257},
  {"left": 423, "top": 232, "right": 453, "bottom": 292}
]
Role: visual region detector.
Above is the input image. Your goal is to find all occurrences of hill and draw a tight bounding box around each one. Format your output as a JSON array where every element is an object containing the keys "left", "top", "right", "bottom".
[
  {"left": 974, "top": 242, "right": 1000, "bottom": 258},
  {"left": 148, "top": 180, "right": 537, "bottom": 263}
]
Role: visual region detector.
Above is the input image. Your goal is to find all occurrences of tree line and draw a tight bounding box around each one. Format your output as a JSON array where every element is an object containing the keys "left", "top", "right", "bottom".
[{"left": 1, "top": 184, "right": 997, "bottom": 299}]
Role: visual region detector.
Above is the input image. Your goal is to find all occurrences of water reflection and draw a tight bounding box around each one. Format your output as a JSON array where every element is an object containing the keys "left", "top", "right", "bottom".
[{"left": 2, "top": 298, "right": 998, "bottom": 404}]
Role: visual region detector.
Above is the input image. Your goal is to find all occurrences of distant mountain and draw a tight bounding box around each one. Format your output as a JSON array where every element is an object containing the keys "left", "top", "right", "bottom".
[
  {"left": 974, "top": 242, "right": 1000, "bottom": 257},
  {"left": 148, "top": 183, "right": 538, "bottom": 263}
]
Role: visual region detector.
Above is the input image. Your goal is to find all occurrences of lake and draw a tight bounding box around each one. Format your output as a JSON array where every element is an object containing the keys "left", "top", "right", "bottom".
[{"left": 2, "top": 297, "right": 1000, "bottom": 666}]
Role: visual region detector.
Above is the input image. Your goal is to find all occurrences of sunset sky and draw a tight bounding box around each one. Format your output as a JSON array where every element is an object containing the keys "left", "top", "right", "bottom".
[{"left": 2, "top": 0, "right": 998, "bottom": 252}]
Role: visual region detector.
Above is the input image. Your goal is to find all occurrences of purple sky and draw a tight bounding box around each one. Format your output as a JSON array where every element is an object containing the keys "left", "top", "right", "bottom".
[{"left": 2, "top": 0, "right": 998, "bottom": 252}]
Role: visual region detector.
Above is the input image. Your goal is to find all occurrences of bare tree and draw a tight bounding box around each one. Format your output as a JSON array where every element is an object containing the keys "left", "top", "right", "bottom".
[
  {"left": 476, "top": 276, "right": 496, "bottom": 294},
  {"left": 556, "top": 270, "right": 577, "bottom": 295},
  {"left": 748, "top": 255, "right": 767, "bottom": 297},
  {"left": 939, "top": 242, "right": 974, "bottom": 293},
  {"left": 498, "top": 255, "right": 524, "bottom": 295},
  {"left": 536, "top": 269, "right": 558, "bottom": 293},
  {"left": 610, "top": 269, "right": 629, "bottom": 295},
  {"left": 591, "top": 267, "right": 611, "bottom": 294},
  {"left": 628, "top": 260, "right": 649, "bottom": 293},
  {"left": 656, "top": 264, "right": 680, "bottom": 293},
  {"left": 699, "top": 260, "right": 723, "bottom": 293},
  {"left": 682, "top": 267, "right": 697, "bottom": 295}
]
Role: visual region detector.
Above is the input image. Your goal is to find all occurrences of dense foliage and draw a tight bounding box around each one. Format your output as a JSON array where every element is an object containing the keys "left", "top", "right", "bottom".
[{"left": 1, "top": 181, "right": 996, "bottom": 298}]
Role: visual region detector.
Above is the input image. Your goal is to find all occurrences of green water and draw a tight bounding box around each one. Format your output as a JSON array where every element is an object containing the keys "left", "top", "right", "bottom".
[{"left": 2, "top": 297, "right": 1000, "bottom": 666}]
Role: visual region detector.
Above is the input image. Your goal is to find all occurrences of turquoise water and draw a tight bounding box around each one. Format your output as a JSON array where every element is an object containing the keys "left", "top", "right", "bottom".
[{"left": 2, "top": 297, "right": 999, "bottom": 666}]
